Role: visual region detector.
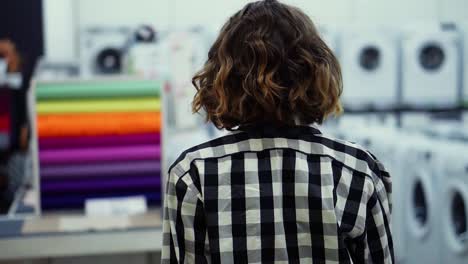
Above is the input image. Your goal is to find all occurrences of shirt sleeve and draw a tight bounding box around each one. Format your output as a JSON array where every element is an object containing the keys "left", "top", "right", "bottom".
[
  {"left": 161, "top": 170, "right": 209, "bottom": 264},
  {"left": 348, "top": 159, "right": 394, "bottom": 264}
]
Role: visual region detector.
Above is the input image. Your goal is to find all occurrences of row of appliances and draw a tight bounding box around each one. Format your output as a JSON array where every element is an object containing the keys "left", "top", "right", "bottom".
[
  {"left": 324, "top": 116, "right": 468, "bottom": 264},
  {"left": 321, "top": 22, "right": 468, "bottom": 109},
  {"left": 79, "top": 23, "right": 468, "bottom": 110}
]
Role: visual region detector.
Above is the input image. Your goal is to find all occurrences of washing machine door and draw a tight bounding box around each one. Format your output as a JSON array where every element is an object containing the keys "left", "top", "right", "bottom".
[
  {"left": 418, "top": 42, "right": 446, "bottom": 72},
  {"left": 359, "top": 45, "right": 381, "bottom": 72},
  {"left": 407, "top": 167, "right": 434, "bottom": 240},
  {"left": 443, "top": 181, "right": 468, "bottom": 258},
  {"left": 95, "top": 47, "right": 122, "bottom": 74}
]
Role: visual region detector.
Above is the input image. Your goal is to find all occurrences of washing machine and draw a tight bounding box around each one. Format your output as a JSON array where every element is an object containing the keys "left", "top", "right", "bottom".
[
  {"left": 331, "top": 118, "right": 408, "bottom": 261},
  {"left": 367, "top": 126, "right": 409, "bottom": 262},
  {"left": 401, "top": 28, "right": 460, "bottom": 107},
  {"left": 80, "top": 27, "right": 132, "bottom": 77},
  {"left": 402, "top": 134, "right": 442, "bottom": 264},
  {"left": 340, "top": 28, "right": 399, "bottom": 109},
  {"left": 437, "top": 142, "right": 468, "bottom": 264},
  {"left": 346, "top": 122, "right": 407, "bottom": 261}
]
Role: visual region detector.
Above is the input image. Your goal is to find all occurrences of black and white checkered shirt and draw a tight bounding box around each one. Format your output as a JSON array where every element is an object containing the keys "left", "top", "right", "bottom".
[{"left": 162, "top": 125, "right": 393, "bottom": 263}]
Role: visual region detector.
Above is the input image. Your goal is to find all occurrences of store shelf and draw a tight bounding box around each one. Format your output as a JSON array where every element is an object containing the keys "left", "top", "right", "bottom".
[
  {"left": 0, "top": 227, "right": 162, "bottom": 260},
  {"left": 343, "top": 105, "right": 468, "bottom": 114}
]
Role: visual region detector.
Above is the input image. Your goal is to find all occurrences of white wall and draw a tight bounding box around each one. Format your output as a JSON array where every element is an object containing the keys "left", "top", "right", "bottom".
[
  {"left": 43, "top": 0, "right": 468, "bottom": 61},
  {"left": 169, "top": 0, "right": 250, "bottom": 30},
  {"left": 43, "top": 0, "right": 77, "bottom": 61},
  {"left": 353, "top": 0, "right": 439, "bottom": 25},
  {"left": 439, "top": 0, "right": 468, "bottom": 22},
  {"left": 77, "top": 0, "right": 171, "bottom": 29}
]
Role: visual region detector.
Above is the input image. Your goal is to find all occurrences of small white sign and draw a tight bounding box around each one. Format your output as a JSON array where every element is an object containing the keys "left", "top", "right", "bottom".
[
  {"left": 85, "top": 196, "right": 148, "bottom": 217},
  {"left": 59, "top": 216, "right": 130, "bottom": 232}
]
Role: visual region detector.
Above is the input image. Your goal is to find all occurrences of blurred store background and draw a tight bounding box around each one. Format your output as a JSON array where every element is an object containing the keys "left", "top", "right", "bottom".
[{"left": 0, "top": 0, "right": 467, "bottom": 263}]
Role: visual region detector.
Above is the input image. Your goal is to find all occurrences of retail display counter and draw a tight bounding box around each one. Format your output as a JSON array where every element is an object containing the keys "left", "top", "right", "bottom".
[{"left": 0, "top": 210, "right": 162, "bottom": 260}]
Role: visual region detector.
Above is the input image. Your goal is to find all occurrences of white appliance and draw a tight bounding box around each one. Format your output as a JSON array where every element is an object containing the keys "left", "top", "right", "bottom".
[
  {"left": 163, "top": 30, "right": 211, "bottom": 130},
  {"left": 401, "top": 28, "right": 460, "bottom": 107},
  {"left": 438, "top": 142, "right": 468, "bottom": 264},
  {"left": 80, "top": 27, "right": 131, "bottom": 77},
  {"left": 402, "top": 135, "right": 442, "bottom": 264},
  {"left": 367, "top": 126, "right": 408, "bottom": 262},
  {"left": 340, "top": 28, "right": 399, "bottom": 109},
  {"left": 125, "top": 26, "right": 162, "bottom": 79},
  {"left": 326, "top": 118, "right": 407, "bottom": 261}
]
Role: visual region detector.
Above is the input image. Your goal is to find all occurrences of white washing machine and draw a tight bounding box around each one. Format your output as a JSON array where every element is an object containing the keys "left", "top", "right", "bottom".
[
  {"left": 340, "top": 28, "right": 399, "bottom": 109},
  {"left": 401, "top": 28, "right": 460, "bottom": 107},
  {"left": 80, "top": 27, "right": 132, "bottom": 77},
  {"left": 330, "top": 119, "right": 408, "bottom": 261},
  {"left": 402, "top": 134, "right": 442, "bottom": 264},
  {"left": 438, "top": 142, "right": 468, "bottom": 264},
  {"left": 368, "top": 126, "right": 408, "bottom": 262}
]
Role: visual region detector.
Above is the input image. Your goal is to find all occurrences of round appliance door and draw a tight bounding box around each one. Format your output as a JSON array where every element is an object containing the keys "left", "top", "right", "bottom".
[
  {"left": 443, "top": 181, "right": 468, "bottom": 254},
  {"left": 95, "top": 47, "right": 122, "bottom": 74},
  {"left": 407, "top": 168, "right": 434, "bottom": 240},
  {"left": 418, "top": 42, "right": 445, "bottom": 72},
  {"left": 358, "top": 45, "right": 381, "bottom": 72}
]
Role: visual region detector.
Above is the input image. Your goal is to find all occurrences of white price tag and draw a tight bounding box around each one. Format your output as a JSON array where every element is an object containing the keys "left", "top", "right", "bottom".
[
  {"left": 59, "top": 216, "right": 130, "bottom": 232},
  {"left": 85, "top": 196, "right": 148, "bottom": 217}
]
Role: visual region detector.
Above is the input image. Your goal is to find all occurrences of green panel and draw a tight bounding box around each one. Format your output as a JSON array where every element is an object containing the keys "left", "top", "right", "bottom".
[{"left": 36, "top": 79, "right": 162, "bottom": 100}]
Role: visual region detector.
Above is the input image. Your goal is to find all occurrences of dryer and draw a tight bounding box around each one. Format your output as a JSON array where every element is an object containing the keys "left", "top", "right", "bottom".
[
  {"left": 401, "top": 28, "right": 460, "bottom": 107},
  {"left": 340, "top": 28, "right": 399, "bottom": 109},
  {"left": 439, "top": 142, "right": 468, "bottom": 264},
  {"left": 402, "top": 134, "right": 442, "bottom": 264}
]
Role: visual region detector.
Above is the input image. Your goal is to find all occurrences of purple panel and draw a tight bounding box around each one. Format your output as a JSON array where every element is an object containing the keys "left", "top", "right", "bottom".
[
  {"left": 41, "top": 175, "right": 161, "bottom": 193},
  {"left": 39, "top": 145, "right": 161, "bottom": 165},
  {"left": 41, "top": 160, "right": 161, "bottom": 179},
  {"left": 39, "top": 133, "right": 161, "bottom": 150},
  {"left": 41, "top": 192, "right": 161, "bottom": 210}
]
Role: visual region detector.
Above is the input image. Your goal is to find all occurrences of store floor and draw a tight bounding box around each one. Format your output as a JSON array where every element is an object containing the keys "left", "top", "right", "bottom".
[{"left": 0, "top": 252, "right": 161, "bottom": 264}]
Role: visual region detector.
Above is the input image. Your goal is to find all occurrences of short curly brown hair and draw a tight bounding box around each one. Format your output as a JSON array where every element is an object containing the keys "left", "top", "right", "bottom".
[{"left": 192, "top": 0, "right": 343, "bottom": 130}]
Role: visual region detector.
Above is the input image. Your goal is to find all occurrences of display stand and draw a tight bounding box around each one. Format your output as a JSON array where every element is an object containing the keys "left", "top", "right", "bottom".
[
  {"left": 0, "top": 76, "right": 166, "bottom": 261},
  {"left": 0, "top": 210, "right": 162, "bottom": 260}
]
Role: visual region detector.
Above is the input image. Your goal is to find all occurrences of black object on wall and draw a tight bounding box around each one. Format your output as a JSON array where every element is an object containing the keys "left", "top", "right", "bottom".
[
  {"left": 0, "top": 0, "right": 44, "bottom": 59},
  {"left": 0, "top": 0, "right": 44, "bottom": 150}
]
